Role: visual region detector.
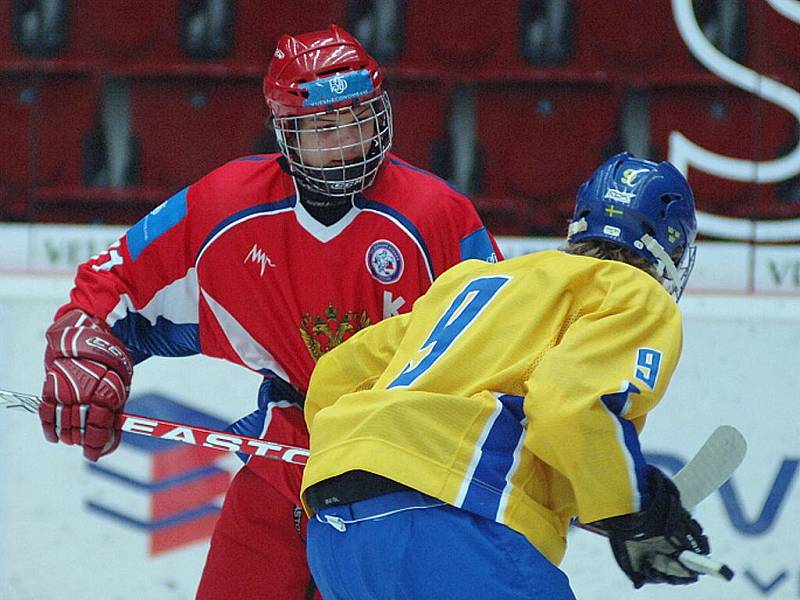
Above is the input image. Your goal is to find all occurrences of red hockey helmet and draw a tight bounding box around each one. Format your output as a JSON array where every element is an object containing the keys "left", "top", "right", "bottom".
[
  {"left": 263, "top": 24, "right": 384, "bottom": 117},
  {"left": 263, "top": 25, "right": 393, "bottom": 197}
]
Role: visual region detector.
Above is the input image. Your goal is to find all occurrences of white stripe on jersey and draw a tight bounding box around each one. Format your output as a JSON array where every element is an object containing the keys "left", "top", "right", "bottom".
[
  {"left": 106, "top": 267, "right": 201, "bottom": 329},
  {"left": 602, "top": 379, "right": 645, "bottom": 513},
  {"left": 195, "top": 207, "right": 295, "bottom": 267},
  {"left": 454, "top": 397, "right": 504, "bottom": 508},
  {"left": 201, "top": 288, "right": 291, "bottom": 382}
]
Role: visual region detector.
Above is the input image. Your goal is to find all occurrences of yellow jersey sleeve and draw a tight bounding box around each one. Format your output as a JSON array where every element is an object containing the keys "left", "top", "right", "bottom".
[
  {"left": 305, "top": 312, "right": 412, "bottom": 430},
  {"left": 523, "top": 273, "right": 682, "bottom": 524}
]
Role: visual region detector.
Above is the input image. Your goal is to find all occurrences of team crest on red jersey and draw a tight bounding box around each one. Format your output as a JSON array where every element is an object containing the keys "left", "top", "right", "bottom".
[
  {"left": 299, "top": 304, "right": 371, "bottom": 361},
  {"left": 366, "top": 239, "right": 404, "bottom": 283}
]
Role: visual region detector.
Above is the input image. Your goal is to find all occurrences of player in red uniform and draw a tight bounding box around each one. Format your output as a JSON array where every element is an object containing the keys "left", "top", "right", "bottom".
[{"left": 37, "top": 25, "right": 501, "bottom": 599}]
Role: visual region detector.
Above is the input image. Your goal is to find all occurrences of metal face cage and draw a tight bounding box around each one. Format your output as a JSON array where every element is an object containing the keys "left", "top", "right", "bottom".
[{"left": 274, "top": 92, "right": 393, "bottom": 197}]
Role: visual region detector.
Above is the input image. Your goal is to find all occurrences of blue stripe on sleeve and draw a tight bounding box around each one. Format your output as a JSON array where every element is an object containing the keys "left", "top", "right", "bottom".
[
  {"left": 226, "top": 374, "right": 305, "bottom": 463},
  {"left": 460, "top": 227, "right": 497, "bottom": 262},
  {"left": 127, "top": 188, "right": 189, "bottom": 260},
  {"left": 600, "top": 382, "right": 650, "bottom": 507},
  {"left": 111, "top": 312, "right": 200, "bottom": 362}
]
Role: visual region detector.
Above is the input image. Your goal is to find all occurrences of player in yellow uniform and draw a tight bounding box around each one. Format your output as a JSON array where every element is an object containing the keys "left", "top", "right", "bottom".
[{"left": 301, "top": 153, "right": 710, "bottom": 599}]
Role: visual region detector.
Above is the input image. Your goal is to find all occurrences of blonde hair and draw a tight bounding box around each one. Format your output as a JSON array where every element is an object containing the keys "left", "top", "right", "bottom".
[{"left": 561, "top": 240, "right": 659, "bottom": 281}]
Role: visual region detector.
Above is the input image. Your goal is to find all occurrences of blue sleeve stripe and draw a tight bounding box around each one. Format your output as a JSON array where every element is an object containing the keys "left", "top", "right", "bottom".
[
  {"left": 111, "top": 313, "right": 201, "bottom": 360},
  {"left": 600, "top": 382, "right": 650, "bottom": 508},
  {"left": 460, "top": 227, "right": 496, "bottom": 261},
  {"left": 127, "top": 188, "right": 189, "bottom": 261},
  {"left": 357, "top": 195, "right": 436, "bottom": 280},
  {"left": 196, "top": 195, "right": 296, "bottom": 264},
  {"left": 227, "top": 375, "right": 305, "bottom": 463},
  {"left": 599, "top": 382, "right": 640, "bottom": 416}
]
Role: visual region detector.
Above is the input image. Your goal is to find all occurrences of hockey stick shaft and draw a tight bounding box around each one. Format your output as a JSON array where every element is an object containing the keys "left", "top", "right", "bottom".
[
  {"left": 678, "top": 550, "right": 734, "bottom": 581},
  {"left": 0, "top": 389, "right": 309, "bottom": 465}
]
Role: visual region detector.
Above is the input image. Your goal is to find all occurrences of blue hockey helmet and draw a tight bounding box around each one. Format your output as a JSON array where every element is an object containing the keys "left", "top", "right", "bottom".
[{"left": 567, "top": 152, "right": 697, "bottom": 300}]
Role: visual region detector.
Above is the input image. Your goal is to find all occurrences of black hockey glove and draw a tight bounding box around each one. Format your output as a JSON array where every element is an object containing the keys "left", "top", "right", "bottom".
[{"left": 589, "top": 466, "right": 710, "bottom": 589}]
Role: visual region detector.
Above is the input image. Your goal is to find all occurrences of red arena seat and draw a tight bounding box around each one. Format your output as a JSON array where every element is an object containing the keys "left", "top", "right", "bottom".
[
  {"left": 393, "top": 0, "right": 521, "bottom": 75},
  {"left": 129, "top": 77, "right": 267, "bottom": 189},
  {"left": 0, "top": 72, "right": 98, "bottom": 190},
  {"left": 69, "top": 1, "right": 181, "bottom": 67},
  {"left": 231, "top": 0, "right": 347, "bottom": 70},
  {"left": 647, "top": 83, "right": 797, "bottom": 218},
  {"left": 749, "top": 0, "right": 800, "bottom": 80},
  {"left": 1, "top": 0, "right": 70, "bottom": 64},
  {"left": 383, "top": 78, "right": 452, "bottom": 173},
  {"left": 573, "top": 0, "right": 737, "bottom": 81},
  {"left": 476, "top": 81, "right": 620, "bottom": 230}
]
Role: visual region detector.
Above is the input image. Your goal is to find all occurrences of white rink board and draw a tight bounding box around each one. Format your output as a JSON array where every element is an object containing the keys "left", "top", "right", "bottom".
[{"left": 2, "top": 274, "right": 799, "bottom": 599}]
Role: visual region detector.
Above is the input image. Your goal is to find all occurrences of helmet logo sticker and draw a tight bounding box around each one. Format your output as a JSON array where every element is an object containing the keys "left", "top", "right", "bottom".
[
  {"left": 274, "top": 48, "right": 284, "bottom": 59},
  {"left": 300, "top": 69, "right": 374, "bottom": 108},
  {"left": 604, "top": 188, "right": 635, "bottom": 204},
  {"left": 604, "top": 206, "right": 624, "bottom": 218},
  {"left": 366, "top": 240, "right": 404, "bottom": 284},
  {"left": 668, "top": 226, "right": 681, "bottom": 243},
  {"left": 620, "top": 167, "right": 650, "bottom": 185},
  {"left": 329, "top": 76, "right": 348, "bottom": 95},
  {"left": 603, "top": 225, "right": 621, "bottom": 238}
]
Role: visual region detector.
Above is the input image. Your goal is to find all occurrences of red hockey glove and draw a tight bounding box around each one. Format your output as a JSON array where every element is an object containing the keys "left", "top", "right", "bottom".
[{"left": 39, "top": 309, "right": 134, "bottom": 461}]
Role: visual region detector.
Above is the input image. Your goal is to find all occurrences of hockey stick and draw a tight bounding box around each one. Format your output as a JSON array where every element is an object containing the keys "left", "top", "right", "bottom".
[
  {"left": 579, "top": 425, "right": 747, "bottom": 582},
  {"left": 0, "top": 389, "right": 310, "bottom": 465},
  {"left": 4, "top": 387, "right": 745, "bottom": 578},
  {"left": 672, "top": 425, "right": 746, "bottom": 581}
]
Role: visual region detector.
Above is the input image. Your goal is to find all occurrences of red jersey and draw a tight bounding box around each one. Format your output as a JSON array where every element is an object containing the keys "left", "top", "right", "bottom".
[{"left": 60, "top": 153, "right": 501, "bottom": 501}]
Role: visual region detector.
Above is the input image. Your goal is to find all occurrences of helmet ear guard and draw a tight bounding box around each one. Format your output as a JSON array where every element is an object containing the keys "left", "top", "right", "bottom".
[{"left": 567, "top": 152, "right": 698, "bottom": 300}]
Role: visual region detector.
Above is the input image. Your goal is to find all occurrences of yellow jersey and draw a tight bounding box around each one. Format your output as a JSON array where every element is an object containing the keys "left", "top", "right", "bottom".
[{"left": 301, "top": 250, "right": 682, "bottom": 565}]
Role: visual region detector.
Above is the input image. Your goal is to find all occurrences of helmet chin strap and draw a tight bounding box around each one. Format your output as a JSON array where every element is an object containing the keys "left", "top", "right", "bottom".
[
  {"left": 639, "top": 233, "right": 681, "bottom": 298},
  {"left": 293, "top": 140, "right": 384, "bottom": 198},
  {"left": 279, "top": 155, "right": 354, "bottom": 210},
  {"left": 295, "top": 178, "right": 354, "bottom": 209},
  {"left": 291, "top": 173, "right": 355, "bottom": 226},
  {"left": 567, "top": 218, "right": 588, "bottom": 237}
]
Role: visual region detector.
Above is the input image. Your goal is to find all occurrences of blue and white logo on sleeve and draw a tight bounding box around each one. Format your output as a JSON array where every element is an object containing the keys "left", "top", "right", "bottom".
[
  {"left": 366, "top": 239, "right": 404, "bottom": 284},
  {"left": 127, "top": 188, "right": 188, "bottom": 261},
  {"left": 300, "top": 69, "right": 374, "bottom": 108}
]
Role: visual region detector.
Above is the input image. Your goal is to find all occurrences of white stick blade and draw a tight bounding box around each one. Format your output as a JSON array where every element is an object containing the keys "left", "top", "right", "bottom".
[{"left": 672, "top": 425, "right": 747, "bottom": 509}]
